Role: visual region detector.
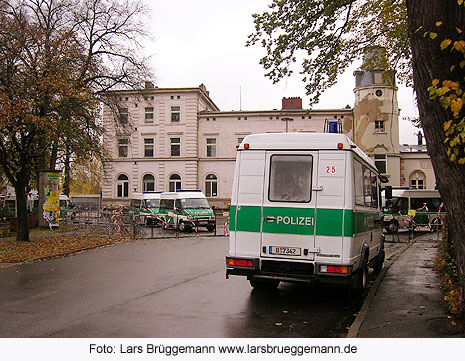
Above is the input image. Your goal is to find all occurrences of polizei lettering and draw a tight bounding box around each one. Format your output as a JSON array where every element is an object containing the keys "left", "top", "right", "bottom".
[{"left": 276, "top": 216, "right": 314, "bottom": 226}]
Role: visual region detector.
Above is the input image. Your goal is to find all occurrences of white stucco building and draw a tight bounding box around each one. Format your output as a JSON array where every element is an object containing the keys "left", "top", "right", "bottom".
[{"left": 101, "top": 71, "right": 436, "bottom": 209}]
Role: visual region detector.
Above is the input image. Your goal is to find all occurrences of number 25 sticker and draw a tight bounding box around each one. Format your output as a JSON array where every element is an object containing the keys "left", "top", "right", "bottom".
[{"left": 326, "top": 166, "right": 336, "bottom": 174}]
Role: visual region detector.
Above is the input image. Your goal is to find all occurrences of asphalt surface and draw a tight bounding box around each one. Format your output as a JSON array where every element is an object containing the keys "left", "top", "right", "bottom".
[
  {"left": 1, "top": 230, "right": 459, "bottom": 338},
  {"left": 0, "top": 235, "right": 362, "bottom": 338}
]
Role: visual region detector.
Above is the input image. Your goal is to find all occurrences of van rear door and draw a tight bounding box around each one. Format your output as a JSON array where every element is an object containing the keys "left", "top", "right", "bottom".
[{"left": 260, "top": 151, "right": 318, "bottom": 260}]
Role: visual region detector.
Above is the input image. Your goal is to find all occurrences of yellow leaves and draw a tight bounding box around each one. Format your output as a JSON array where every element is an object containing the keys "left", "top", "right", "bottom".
[
  {"left": 429, "top": 32, "right": 438, "bottom": 40},
  {"left": 441, "top": 39, "right": 452, "bottom": 50},
  {"left": 451, "top": 98, "right": 463, "bottom": 116},
  {"left": 459, "top": 0, "right": 464, "bottom": 5},
  {"left": 444, "top": 120, "right": 453, "bottom": 132},
  {"left": 453, "top": 40, "right": 465, "bottom": 52},
  {"left": 432, "top": 79, "right": 440, "bottom": 87},
  {"left": 443, "top": 80, "right": 460, "bottom": 90},
  {"left": 436, "top": 22, "right": 443, "bottom": 27},
  {"left": 450, "top": 154, "right": 457, "bottom": 162}
]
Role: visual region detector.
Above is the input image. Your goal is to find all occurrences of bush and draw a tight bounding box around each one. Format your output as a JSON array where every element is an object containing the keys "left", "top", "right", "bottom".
[{"left": 434, "top": 228, "right": 463, "bottom": 316}]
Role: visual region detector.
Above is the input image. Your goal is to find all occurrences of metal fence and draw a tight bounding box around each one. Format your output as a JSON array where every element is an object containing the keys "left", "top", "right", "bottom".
[{"left": 58, "top": 209, "right": 229, "bottom": 239}]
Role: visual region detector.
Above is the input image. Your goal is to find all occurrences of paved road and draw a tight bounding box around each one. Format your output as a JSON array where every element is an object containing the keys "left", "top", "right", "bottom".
[{"left": 0, "top": 234, "right": 387, "bottom": 338}]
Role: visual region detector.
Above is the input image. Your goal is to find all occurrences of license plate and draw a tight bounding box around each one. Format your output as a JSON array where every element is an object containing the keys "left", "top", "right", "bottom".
[{"left": 269, "top": 246, "right": 301, "bottom": 256}]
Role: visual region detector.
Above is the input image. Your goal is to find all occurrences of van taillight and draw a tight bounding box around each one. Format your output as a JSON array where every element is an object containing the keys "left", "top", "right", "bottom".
[
  {"left": 227, "top": 258, "right": 253, "bottom": 267},
  {"left": 320, "top": 265, "right": 348, "bottom": 274}
]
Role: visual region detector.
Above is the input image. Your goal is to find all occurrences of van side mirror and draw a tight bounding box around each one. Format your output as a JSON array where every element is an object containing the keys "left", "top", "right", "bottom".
[{"left": 384, "top": 186, "right": 392, "bottom": 200}]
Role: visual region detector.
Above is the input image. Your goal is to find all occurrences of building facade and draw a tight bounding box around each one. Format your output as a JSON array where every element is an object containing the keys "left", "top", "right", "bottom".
[{"left": 102, "top": 75, "right": 436, "bottom": 208}]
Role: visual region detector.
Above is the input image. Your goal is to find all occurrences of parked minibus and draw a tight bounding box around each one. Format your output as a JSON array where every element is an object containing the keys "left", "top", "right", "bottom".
[
  {"left": 158, "top": 190, "right": 216, "bottom": 231},
  {"left": 226, "top": 133, "right": 386, "bottom": 292},
  {"left": 129, "top": 192, "right": 162, "bottom": 225},
  {"left": 383, "top": 189, "right": 444, "bottom": 233}
]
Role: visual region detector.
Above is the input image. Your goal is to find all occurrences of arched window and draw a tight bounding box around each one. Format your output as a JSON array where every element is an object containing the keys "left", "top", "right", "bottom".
[
  {"left": 169, "top": 174, "right": 182, "bottom": 192},
  {"left": 410, "top": 170, "right": 426, "bottom": 189},
  {"left": 205, "top": 174, "right": 218, "bottom": 197},
  {"left": 143, "top": 174, "right": 155, "bottom": 192},
  {"left": 116, "top": 174, "right": 129, "bottom": 198}
]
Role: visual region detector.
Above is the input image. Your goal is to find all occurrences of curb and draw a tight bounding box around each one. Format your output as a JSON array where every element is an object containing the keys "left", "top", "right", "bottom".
[{"left": 346, "top": 239, "right": 416, "bottom": 338}]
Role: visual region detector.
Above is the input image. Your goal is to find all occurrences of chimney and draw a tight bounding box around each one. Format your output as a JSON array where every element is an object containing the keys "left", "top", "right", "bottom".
[
  {"left": 282, "top": 97, "right": 302, "bottom": 110},
  {"left": 145, "top": 81, "right": 154, "bottom": 89}
]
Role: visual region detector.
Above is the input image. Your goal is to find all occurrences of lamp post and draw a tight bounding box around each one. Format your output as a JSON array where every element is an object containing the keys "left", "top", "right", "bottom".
[{"left": 281, "top": 117, "right": 294, "bottom": 132}]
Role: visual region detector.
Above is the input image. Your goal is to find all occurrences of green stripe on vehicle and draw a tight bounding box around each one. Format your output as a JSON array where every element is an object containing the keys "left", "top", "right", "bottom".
[
  {"left": 229, "top": 205, "right": 380, "bottom": 237},
  {"left": 263, "top": 206, "right": 316, "bottom": 235}
]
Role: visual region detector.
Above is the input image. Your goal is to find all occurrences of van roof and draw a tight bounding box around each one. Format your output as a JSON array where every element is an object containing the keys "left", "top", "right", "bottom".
[
  {"left": 160, "top": 191, "right": 207, "bottom": 199},
  {"left": 239, "top": 133, "right": 376, "bottom": 170},
  {"left": 391, "top": 189, "right": 441, "bottom": 198},
  {"left": 131, "top": 192, "right": 161, "bottom": 200}
]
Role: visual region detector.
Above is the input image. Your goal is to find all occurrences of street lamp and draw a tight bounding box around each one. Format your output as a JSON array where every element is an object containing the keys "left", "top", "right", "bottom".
[{"left": 281, "top": 117, "right": 294, "bottom": 132}]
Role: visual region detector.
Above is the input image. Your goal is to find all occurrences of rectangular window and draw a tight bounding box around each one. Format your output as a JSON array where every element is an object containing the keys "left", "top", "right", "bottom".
[
  {"left": 370, "top": 170, "right": 379, "bottom": 208},
  {"left": 206, "top": 138, "right": 216, "bottom": 157},
  {"left": 354, "top": 160, "right": 364, "bottom": 206},
  {"left": 374, "top": 120, "right": 385, "bottom": 133},
  {"left": 170, "top": 137, "right": 180, "bottom": 156},
  {"left": 363, "top": 166, "right": 372, "bottom": 207},
  {"left": 171, "top": 106, "right": 180, "bottom": 122},
  {"left": 145, "top": 107, "right": 154, "bottom": 123},
  {"left": 374, "top": 154, "right": 387, "bottom": 174},
  {"left": 269, "top": 155, "right": 313, "bottom": 203},
  {"left": 411, "top": 179, "right": 424, "bottom": 190},
  {"left": 144, "top": 138, "right": 154, "bottom": 157},
  {"left": 119, "top": 107, "right": 128, "bottom": 124},
  {"left": 118, "top": 138, "right": 128, "bottom": 158}
]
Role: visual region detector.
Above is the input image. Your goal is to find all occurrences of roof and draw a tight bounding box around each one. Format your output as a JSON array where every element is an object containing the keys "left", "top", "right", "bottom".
[
  {"left": 238, "top": 132, "right": 376, "bottom": 169},
  {"left": 400, "top": 144, "right": 428, "bottom": 153},
  {"left": 199, "top": 108, "right": 353, "bottom": 117},
  {"left": 105, "top": 85, "right": 220, "bottom": 112}
]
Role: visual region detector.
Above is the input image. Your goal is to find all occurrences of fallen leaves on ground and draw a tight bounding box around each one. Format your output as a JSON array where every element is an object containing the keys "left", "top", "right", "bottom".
[{"left": 0, "top": 235, "right": 126, "bottom": 263}]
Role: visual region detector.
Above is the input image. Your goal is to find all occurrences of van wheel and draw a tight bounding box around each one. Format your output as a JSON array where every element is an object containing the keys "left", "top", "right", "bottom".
[
  {"left": 372, "top": 250, "right": 385, "bottom": 275},
  {"left": 249, "top": 278, "right": 280, "bottom": 290},
  {"left": 206, "top": 223, "right": 215, "bottom": 232},
  {"left": 178, "top": 221, "right": 186, "bottom": 232},
  {"left": 353, "top": 257, "right": 368, "bottom": 296}
]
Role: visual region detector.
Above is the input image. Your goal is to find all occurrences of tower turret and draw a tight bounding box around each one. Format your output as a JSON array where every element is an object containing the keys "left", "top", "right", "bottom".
[{"left": 353, "top": 49, "right": 401, "bottom": 186}]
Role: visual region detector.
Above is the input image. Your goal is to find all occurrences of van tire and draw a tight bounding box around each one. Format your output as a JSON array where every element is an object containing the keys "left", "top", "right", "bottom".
[
  {"left": 353, "top": 254, "right": 368, "bottom": 296},
  {"left": 206, "top": 223, "right": 215, "bottom": 232},
  {"left": 249, "top": 278, "right": 280, "bottom": 290},
  {"left": 178, "top": 220, "right": 186, "bottom": 232},
  {"left": 372, "top": 250, "right": 385, "bottom": 275}
]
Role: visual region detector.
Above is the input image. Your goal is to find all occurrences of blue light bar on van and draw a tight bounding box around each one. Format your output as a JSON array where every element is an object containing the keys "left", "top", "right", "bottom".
[{"left": 176, "top": 189, "right": 201, "bottom": 192}]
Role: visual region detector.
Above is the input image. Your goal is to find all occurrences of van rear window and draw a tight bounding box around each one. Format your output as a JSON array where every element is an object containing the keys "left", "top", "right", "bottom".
[{"left": 268, "top": 155, "right": 313, "bottom": 203}]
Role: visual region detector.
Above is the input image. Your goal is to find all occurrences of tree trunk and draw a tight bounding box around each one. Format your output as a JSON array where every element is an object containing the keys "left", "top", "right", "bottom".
[
  {"left": 13, "top": 179, "right": 29, "bottom": 242},
  {"left": 63, "top": 147, "right": 71, "bottom": 196},
  {"left": 407, "top": 0, "right": 465, "bottom": 318}
]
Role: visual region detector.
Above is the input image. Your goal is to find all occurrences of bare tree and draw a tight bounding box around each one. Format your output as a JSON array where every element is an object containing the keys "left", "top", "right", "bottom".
[{"left": 0, "top": 0, "right": 153, "bottom": 241}]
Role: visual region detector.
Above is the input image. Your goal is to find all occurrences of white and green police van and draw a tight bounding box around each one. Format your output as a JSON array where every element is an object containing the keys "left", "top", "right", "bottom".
[
  {"left": 130, "top": 192, "right": 162, "bottom": 225},
  {"left": 383, "top": 188, "right": 444, "bottom": 233},
  {"left": 158, "top": 190, "right": 216, "bottom": 232},
  {"left": 226, "top": 133, "right": 386, "bottom": 291}
]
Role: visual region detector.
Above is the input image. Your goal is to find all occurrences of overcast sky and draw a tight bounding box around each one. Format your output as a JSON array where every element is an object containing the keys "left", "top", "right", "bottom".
[{"left": 143, "top": 0, "right": 420, "bottom": 145}]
